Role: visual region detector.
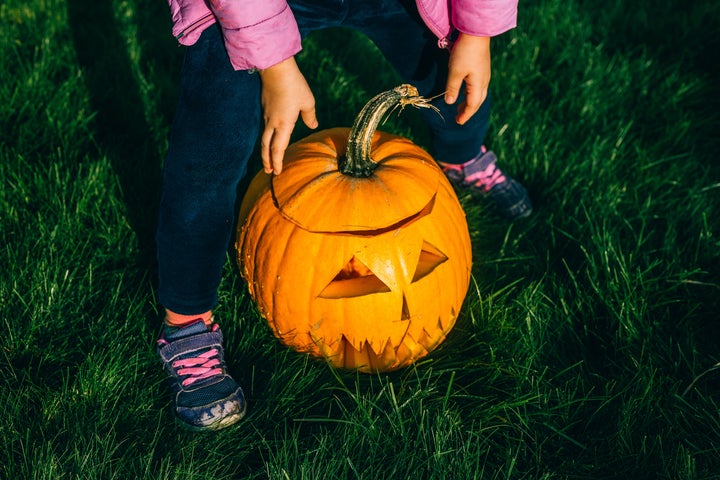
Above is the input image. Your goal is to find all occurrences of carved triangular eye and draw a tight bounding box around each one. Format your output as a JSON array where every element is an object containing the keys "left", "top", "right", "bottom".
[
  {"left": 319, "top": 256, "right": 390, "bottom": 299},
  {"left": 412, "top": 241, "right": 448, "bottom": 282},
  {"left": 319, "top": 241, "right": 449, "bottom": 299}
]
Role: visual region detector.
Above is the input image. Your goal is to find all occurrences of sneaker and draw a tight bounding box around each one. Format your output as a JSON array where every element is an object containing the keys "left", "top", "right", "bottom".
[
  {"left": 440, "top": 147, "right": 533, "bottom": 219},
  {"left": 157, "top": 319, "right": 247, "bottom": 431}
]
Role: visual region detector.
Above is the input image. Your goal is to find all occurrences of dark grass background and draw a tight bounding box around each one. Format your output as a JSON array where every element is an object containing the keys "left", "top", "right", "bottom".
[{"left": 1, "top": 0, "right": 719, "bottom": 478}]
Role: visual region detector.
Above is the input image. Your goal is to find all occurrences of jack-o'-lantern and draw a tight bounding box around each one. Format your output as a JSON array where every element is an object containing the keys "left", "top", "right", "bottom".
[{"left": 236, "top": 85, "right": 472, "bottom": 372}]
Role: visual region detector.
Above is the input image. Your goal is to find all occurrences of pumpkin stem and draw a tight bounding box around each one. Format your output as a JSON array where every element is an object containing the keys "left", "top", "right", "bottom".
[{"left": 340, "top": 84, "right": 436, "bottom": 178}]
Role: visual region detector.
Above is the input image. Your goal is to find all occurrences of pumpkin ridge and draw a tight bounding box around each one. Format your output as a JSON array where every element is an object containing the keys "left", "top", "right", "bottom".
[{"left": 237, "top": 84, "right": 472, "bottom": 373}]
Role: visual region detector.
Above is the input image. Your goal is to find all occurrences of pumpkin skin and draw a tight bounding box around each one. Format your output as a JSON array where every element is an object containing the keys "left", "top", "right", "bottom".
[{"left": 236, "top": 87, "right": 472, "bottom": 372}]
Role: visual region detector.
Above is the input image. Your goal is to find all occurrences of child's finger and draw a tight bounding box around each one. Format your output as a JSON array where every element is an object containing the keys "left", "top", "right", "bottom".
[
  {"left": 301, "top": 107, "right": 318, "bottom": 130},
  {"left": 260, "top": 127, "right": 273, "bottom": 174},
  {"left": 455, "top": 101, "right": 470, "bottom": 125},
  {"left": 444, "top": 73, "right": 463, "bottom": 105},
  {"left": 456, "top": 87, "right": 487, "bottom": 124},
  {"left": 269, "top": 125, "right": 293, "bottom": 175}
]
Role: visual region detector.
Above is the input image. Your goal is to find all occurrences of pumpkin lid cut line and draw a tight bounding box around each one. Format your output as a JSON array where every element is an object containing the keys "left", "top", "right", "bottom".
[
  {"left": 276, "top": 191, "right": 439, "bottom": 236},
  {"left": 269, "top": 128, "right": 442, "bottom": 233}
]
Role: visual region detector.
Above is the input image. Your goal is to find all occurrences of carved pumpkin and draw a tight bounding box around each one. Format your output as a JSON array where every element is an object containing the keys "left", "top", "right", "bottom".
[{"left": 236, "top": 85, "right": 472, "bottom": 372}]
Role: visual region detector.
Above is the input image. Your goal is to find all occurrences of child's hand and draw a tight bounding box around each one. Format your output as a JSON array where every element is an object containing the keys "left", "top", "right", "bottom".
[
  {"left": 444, "top": 33, "right": 491, "bottom": 125},
  {"left": 258, "top": 57, "right": 319, "bottom": 175}
]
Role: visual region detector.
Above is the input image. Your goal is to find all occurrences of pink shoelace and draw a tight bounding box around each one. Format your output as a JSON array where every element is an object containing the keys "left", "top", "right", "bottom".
[
  {"left": 465, "top": 163, "right": 506, "bottom": 193},
  {"left": 173, "top": 349, "right": 223, "bottom": 387},
  {"left": 442, "top": 159, "right": 507, "bottom": 193}
]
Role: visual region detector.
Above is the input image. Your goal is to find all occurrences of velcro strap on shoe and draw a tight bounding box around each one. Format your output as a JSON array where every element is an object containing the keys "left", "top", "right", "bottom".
[{"left": 158, "top": 330, "right": 224, "bottom": 364}]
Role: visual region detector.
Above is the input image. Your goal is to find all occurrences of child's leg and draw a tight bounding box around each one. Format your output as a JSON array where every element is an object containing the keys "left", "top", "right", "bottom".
[
  {"left": 335, "top": 0, "right": 487, "bottom": 163},
  {"left": 344, "top": 0, "right": 531, "bottom": 219},
  {"left": 155, "top": 25, "right": 257, "bottom": 431},
  {"left": 160, "top": 3, "right": 347, "bottom": 323},
  {"left": 156, "top": 25, "right": 262, "bottom": 319}
]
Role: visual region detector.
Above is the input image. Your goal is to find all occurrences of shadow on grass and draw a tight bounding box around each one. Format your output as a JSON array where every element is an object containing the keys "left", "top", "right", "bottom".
[
  {"left": 595, "top": 0, "right": 720, "bottom": 168},
  {"left": 66, "top": 0, "right": 179, "bottom": 272}
]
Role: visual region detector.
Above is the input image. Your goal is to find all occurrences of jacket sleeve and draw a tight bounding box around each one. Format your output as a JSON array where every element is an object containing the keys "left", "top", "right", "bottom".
[
  {"left": 452, "top": 0, "right": 518, "bottom": 37},
  {"left": 208, "top": 0, "right": 302, "bottom": 71}
]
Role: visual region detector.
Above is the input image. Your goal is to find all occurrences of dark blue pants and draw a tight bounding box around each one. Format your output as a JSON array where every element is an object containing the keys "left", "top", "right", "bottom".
[{"left": 157, "top": 0, "right": 492, "bottom": 315}]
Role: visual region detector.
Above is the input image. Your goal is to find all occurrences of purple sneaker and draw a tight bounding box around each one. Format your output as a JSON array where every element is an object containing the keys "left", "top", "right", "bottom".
[
  {"left": 157, "top": 320, "right": 246, "bottom": 431},
  {"left": 440, "top": 148, "right": 533, "bottom": 220}
]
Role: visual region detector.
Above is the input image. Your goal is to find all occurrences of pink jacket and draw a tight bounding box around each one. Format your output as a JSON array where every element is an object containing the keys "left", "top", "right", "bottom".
[{"left": 168, "top": 0, "right": 518, "bottom": 71}]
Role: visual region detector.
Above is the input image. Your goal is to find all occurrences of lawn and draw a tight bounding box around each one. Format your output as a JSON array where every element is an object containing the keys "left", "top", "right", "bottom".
[{"left": 1, "top": 0, "right": 719, "bottom": 478}]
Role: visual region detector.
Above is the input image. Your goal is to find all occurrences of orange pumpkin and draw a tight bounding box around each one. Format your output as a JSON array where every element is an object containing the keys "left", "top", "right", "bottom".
[{"left": 236, "top": 85, "right": 472, "bottom": 372}]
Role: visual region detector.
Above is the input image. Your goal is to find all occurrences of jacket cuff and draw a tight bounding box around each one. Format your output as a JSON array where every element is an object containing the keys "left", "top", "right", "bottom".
[
  {"left": 453, "top": 0, "right": 518, "bottom": 37},
  {"left": 213, "top": 2, "right": 302, "bottom": 71}
]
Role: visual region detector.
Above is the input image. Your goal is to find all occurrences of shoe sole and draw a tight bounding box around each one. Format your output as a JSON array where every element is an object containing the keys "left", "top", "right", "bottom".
[
  {"left": 176, "top": 393, "right": 248, "bottom": 432},
  {"left": 177, "top": 404, "right": 247, "bottom": 432}
]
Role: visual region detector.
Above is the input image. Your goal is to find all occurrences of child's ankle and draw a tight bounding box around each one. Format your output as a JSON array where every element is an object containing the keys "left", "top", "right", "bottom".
[{"left": 165, "top": 309, "right": 213, "bottom": 328}]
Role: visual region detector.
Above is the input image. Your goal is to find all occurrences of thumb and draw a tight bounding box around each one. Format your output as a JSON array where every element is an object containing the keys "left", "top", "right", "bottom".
[
  {"left": 301, "top": 107, "right": 319, "bottom": 130},
  {"left": 444, "top": 72, "right": 463, "bottom": 105}
]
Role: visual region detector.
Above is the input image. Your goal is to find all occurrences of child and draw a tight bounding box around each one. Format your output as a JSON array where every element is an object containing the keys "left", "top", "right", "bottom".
[{"left": 156, "top": 0, "right": 531, "bottom": 431}]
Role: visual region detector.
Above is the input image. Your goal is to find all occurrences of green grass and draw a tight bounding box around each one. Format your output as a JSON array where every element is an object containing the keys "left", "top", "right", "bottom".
[{"left": 2, "top": 0, "right": 719, "bottom": 478}]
